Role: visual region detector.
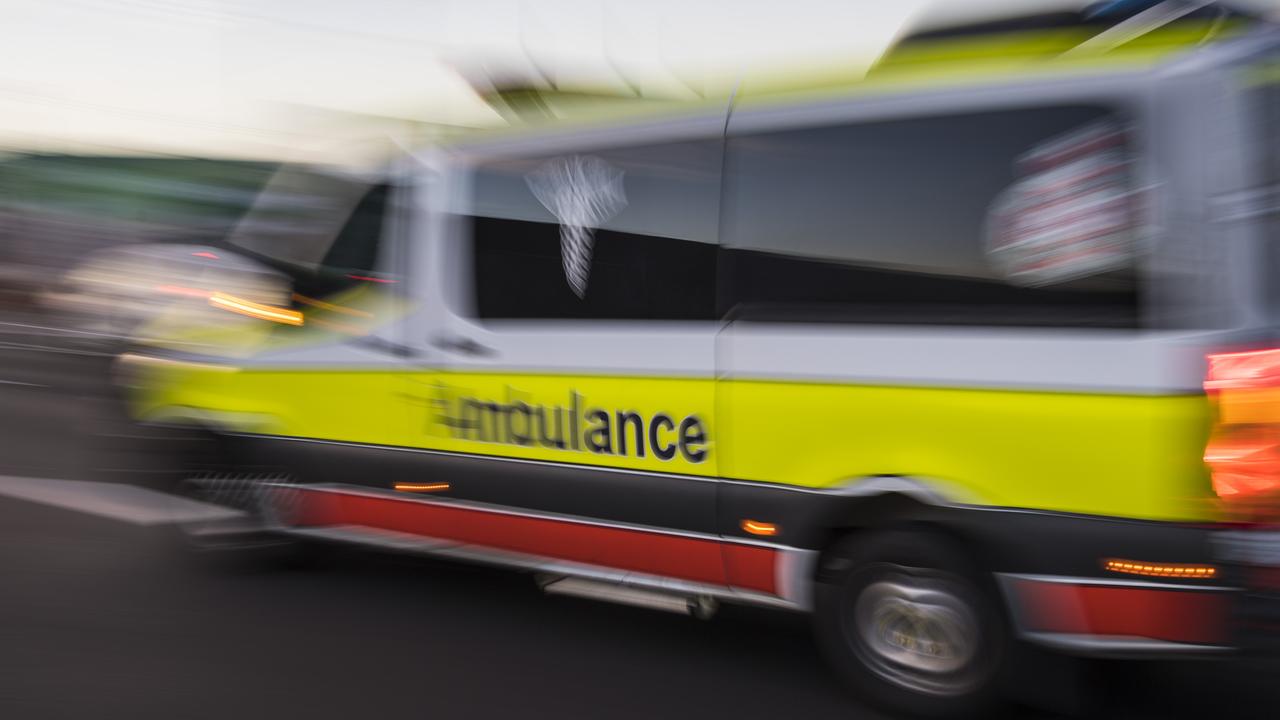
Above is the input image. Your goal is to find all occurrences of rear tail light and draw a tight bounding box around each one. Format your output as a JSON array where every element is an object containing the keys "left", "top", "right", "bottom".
[
  {"left": 1204, "top": 427, "right": 1280, "bottom": 499},
  {"left": 1205, "top": 348, "right": 1280, "bottom": 516},
  {"left": 1206, "top": 348, "right": 1280, "bottom": 393}
]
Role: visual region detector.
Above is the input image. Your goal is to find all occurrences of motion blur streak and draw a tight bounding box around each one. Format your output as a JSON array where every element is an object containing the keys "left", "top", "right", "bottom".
[
  {"left": 6, "top": 1, "right": 1280, "bottom": 719},
  {"left": 207, "top": 291, "right": 304, "bottom": 326},
  {"left": 154, "top": 284, "right": 212, "bottom": 299},
  {"left": 292, "top": 293, "right": 374, "bottom": 318}
]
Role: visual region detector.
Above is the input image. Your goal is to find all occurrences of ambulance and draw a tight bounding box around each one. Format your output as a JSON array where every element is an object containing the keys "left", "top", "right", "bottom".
[{"left": 118, "top": 4, "right": 1280, "bottom": 716}]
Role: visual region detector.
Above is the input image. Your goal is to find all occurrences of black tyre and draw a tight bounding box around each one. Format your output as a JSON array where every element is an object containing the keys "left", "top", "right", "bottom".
[
  {"left": 814, "top": 528, "right": 1005, "bottom": 718},
  {"left": 165, "top": 431, "right": 311, "bottom": 570}
]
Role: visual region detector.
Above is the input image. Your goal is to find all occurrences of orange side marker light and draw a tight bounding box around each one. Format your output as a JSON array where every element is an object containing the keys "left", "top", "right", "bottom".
[
  {"left": 741, "top": 519, "right": 779, "bottom": 537},
  {"left": 1102, "top": 558, "right": 1217, "bottom": 579},
  {"left": 394, "top": 482, "right": 450, "bottom": 493}
]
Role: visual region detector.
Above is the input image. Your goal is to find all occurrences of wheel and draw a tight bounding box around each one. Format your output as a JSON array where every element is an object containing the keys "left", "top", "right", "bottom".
[
  {"left": 813, "top": 527, "right": 1005, "bottom": 718},
  {"left": 164, "top": 432, "right": 312, "bottom": 570},
  {"left": 173, "top": 470, "right": 297, "bottom": 553}
]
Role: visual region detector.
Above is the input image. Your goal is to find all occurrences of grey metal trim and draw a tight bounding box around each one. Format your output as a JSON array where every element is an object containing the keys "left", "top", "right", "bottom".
[
  {"left": 998, "top": 572, "right": 1240, "bottom": 593},
  {"left": 1021, "top": 632, "right": 1233, "bottom": 658},
  {"left": 283, "top": 523, "right": 800, "bottom": 611},
  {"left": 539, "top": 576, "right": 716, "bottom": 617}
]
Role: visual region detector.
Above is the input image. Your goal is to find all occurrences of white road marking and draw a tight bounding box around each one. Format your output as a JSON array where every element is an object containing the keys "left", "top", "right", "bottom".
[
  {"left": 0, "top": 475, "right": 245, "bottom": 526},
  {"left": 0, "top": 340, "right": 113, "bottom": 357},
  {"left": 0, "top": 320, "right": 123, "bottom": 339},
  {"left": 0, "top": 379, "right": 47, "bottom": 388}
]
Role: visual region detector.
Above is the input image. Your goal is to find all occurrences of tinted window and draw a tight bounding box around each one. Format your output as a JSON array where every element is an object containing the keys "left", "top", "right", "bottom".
[
  {"left": 468, "top": 139, "right": 720, "bottom": 320},
  {"left": 230, "top": 175, "right": 394, "bottom": 299},
  {"left": 722, "top": 105, "right": 1144, "bottom": 327}
]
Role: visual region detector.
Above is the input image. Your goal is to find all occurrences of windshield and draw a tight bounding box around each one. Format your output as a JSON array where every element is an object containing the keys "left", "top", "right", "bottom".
[{"left": 225, "top": 166, "right": 394, "bottom": 299}]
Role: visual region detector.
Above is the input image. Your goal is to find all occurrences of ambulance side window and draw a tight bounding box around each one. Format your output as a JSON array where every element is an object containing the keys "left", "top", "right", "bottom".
[
  {"left": 466, "top": 139, "right": 720, "bottom": 321},
  {"left": 722, "top": 105, "right": 1144, "bottom": 328}
]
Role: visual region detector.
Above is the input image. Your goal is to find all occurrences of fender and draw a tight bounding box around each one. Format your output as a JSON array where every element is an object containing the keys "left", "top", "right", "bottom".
[{"left": 716, "top": 473, "right": 988, "bottom": 551}]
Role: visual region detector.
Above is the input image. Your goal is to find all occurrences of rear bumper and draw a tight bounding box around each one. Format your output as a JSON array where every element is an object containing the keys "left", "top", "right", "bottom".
[
  {"left": 1214, "top": 529, "right": 1280, "bottom": 653},
  {"left": 995, "top": 525, "right": 1280, "bottom": 658},
  {"left": 998, "top": 573, "right": 1237, "bottom": 657},
  {"left": 1234, "top": 588, "right": 1280, "bottom": 652}
]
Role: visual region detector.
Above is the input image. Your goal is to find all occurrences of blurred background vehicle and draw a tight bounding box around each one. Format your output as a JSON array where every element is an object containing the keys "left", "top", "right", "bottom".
[
  {"left": 42, "top": 242, "right": 289, "bottom": 350},
  {"left": 17, "top": 161, "right": 389, "bottom": 352}
]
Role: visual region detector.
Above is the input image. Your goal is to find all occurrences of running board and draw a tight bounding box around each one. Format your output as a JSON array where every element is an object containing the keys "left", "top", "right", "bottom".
[{"left": 537, "top": 575, "right": 719, "bottom": 619}]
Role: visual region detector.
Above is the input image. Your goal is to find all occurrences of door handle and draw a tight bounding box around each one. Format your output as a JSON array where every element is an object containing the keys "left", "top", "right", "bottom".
[{"left": 431, "top": 334, "right": 496, "bottom": 357}]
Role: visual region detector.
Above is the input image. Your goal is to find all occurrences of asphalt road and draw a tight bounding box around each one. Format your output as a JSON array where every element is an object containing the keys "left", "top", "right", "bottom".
[{"left": 0, "top": 313, "right": 1275, "bottom": 720}]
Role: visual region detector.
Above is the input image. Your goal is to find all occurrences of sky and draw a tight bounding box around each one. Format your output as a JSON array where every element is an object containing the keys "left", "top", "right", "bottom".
[{"left": 0, "top": 1, "right": 1274, "bottom": 164}]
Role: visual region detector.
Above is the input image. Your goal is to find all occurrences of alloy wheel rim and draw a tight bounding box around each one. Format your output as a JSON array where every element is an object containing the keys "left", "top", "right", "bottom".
[{"left": 849, "top": 566, "right": 981, "bottom": 696}]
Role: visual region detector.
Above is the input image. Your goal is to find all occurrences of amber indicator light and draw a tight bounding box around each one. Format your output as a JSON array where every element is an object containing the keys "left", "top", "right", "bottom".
[
  {"left": 1103, "top": 558, "right": 1217, "bottom": 579},
  {"left": 741, "top": 519, "right": 779, "bottom": 537},
  {"left": 394, "top": 482, "right": 450, "bottom": 493}
]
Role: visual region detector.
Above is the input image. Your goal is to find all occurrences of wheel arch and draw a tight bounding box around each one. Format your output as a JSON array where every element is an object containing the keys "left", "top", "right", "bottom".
[{"left": 807, "top": 475, "right": 998, "bottom": 585}]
